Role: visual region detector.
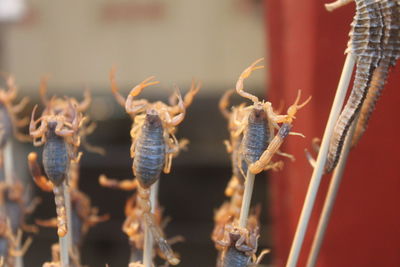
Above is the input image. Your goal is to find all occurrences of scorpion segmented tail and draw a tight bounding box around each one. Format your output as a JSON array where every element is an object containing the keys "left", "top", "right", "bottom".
[
  {"left": 325, "top": 0, "right": 385, "bottom": 172},
  {"left": 142, "top": 212, "right": 180, "bottom": 265},
  {"left": 53, "top": 185, "right": 67, "bottom": 237}
]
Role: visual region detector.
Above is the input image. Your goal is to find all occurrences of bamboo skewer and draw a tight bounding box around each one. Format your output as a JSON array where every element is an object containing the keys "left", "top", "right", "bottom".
[
  {"left": 143, "top": 181, "right": 159, "bottom": 267},
  {"left": 4, "top": 141, "right": 13, "bottom": 185},
  {"left": 59, "top": 180, "right": 70, "bottom": 267},
  {"left": 238, "top": 169, "right": 255, "bottom": 228},
  {"left": 306, "top": 114, "right": 359, "bottom": 267},
  {"left": 285, "top": 53, "right": 356, "bottom": 267}
]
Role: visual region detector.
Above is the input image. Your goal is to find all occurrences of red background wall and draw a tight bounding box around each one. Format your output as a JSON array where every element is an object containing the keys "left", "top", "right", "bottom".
[{"left": 265, "top": 0, "right": 400, "bottom": 266}]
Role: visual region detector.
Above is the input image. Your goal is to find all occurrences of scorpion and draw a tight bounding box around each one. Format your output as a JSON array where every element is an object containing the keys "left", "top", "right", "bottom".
[
  {"left": 108, "top": 70, "right": 200, "bottom": 265},
  {"left": 0, "top": 75, "right": 30, "bottom": 169},
  {"left": 27, "top": 101, "right": 83, "bottom": 237},
  {"left": 215, "top": 207, "right": 269, "bottom": 267},
  {"left": 321, "top": 0, "right": 400, "bottom": 172},
  {"left": 0, "top": 183, "right": 32, "bottom": 267},
  {"left": 232, "top": 58, "right": 311, "bottom": 176}
]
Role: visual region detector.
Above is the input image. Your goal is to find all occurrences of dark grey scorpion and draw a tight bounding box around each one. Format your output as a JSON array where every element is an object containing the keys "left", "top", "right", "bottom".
[
  {"left": 212, "top": 59, "right": 310, "bottom": 267},
  {"left": 28, "top": 104, "right": 82, "bottom": 237},
  {"left": 323, "top": 0, "right": 400, "bottom": 172},
  {"left": 110, "top": 71, "right": 200, "bottom": 265}
]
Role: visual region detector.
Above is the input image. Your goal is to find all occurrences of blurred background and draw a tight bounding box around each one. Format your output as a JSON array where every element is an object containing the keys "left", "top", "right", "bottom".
[
  {"left": 2, "top": 0, "right": 400, "bottom": 267},
  {"left": 0, "top": 0, "right": 271, "bottom": 266}
]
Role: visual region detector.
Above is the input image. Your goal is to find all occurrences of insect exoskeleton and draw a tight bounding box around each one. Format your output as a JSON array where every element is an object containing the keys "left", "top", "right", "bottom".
[{"left": 234, "top": 58, "right": 311, "bottom": 175}]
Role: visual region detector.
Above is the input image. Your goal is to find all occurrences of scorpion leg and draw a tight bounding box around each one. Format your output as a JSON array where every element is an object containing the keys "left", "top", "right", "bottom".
[
  {"left": 224, "top": 140, "right": 233, "bottom": 153},
  {"left": 12, "top": 97, "right": 29, "bottom": 114},
  {"left": 276, "top": 150, "right": 295, "bottom": 161},
  {"left": 263, "top": 160, "right": 284, "bottom": 172},
  {"left": 39, "top": 76, "right": 50, "bottom": 106},
  {"left": 165, "top": 90, "right": 185, "bottom": 127},
  {"left": 77, "top": 89, "right": 91, "bottom": 112},
  {"left": 98, "top": 174, "right": 138, "bottom": 191},
  {"left": 27, "top": 152, "right": 54, "bottom": 192},
  {"left": 109, "top": 67, "right": 128, "bottom": 107},
  {"left": 219, "top": 90, "right": 235, "bottom": 120},
  {"left": 169, "top": 79, "right": 201, "bottom": 114},
  {"left": 325, "top": 0, "right": 353, "bottom": 12},
  {"left": 254, "top": 249, "right": 271, "bottom": 265},
  {"left": 5, "top": 75, "right": 17, "bottom": 101},
  {"left": 36, "top": 218, "right": 58, "bottom": 228},
  {"left": 236, "top": 58, "right": 264, "bottom": 103}
]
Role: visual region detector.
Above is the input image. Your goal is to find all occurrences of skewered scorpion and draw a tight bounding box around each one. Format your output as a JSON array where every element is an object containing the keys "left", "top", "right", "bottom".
[
  {"left": 232, "top": 58, "right": 311, "bottom": 175},
  {"left": 27, "top": 102, "right": 83, "bottom": 237},
  {"left": 109, "top": 70, "right": 200, "bottom": 265},
  {"left": 0, "top": 75, "right": 30, "bottom": 169},
  {"left": 215, "top": 207, "right": 269, "bottom": 267},
  {"left": 0, "top": 183, "right": 32, "bottom": 267}
]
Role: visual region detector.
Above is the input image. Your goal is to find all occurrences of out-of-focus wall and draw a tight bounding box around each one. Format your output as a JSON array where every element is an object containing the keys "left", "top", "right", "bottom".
[{"left": 4, "top": 0, "right": 265, "bottom": 95}]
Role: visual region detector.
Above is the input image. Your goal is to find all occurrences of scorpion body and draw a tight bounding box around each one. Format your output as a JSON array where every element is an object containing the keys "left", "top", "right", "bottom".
[
  {"left": 240, "top": 107, "right": 271, "bottom": 175},
  {"left": 133, "top": 113, "right": 166, "bottom": 189},
  {"left": 325, "top": 0, "right": 400, "bottom": 172},
  {"left": 42, "top": 122, "right": 69, "bottom": 186},
  {"left": 108, "top": 71, "right": 199, "bottom": 266}
]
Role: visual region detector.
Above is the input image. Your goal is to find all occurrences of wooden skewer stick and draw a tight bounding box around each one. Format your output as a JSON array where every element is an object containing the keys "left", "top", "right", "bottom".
[
  {"left": 4, "top": 140, "right": 13, "bottom": 185},
  {"left": 285, "top": 53, "right": 356, "bottom": 267},
  {"left": 59, "top": 181, "right": 70, "bottom": 267},
  {"left": 306, "top": 114, "right": 359, "bottom": 267},
  {"left": 143, "top": 181, "right": 159, "bottom": 267},
  {"left": 238, "top": 169, "right": 255, "bottom": 228}
]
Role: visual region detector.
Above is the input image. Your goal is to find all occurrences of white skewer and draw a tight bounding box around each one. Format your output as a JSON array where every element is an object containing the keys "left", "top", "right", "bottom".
[
  {"left": 306, "top": 114, "right": 359, "bottom": 267},
  {"left": 286, "top": 53, "right": 356, "bottom": 267},
  {"left": 143, "top": 181, "right": 159, "bottom": 267},
  {"left": 238, "top": 169, "right": 255, "bottom": 228},
  {"left": 4, "top": 140, "right": 13, "bottom": 184},
  {"left": 59, "top": 181, "right": 70, "bottom": 267}
]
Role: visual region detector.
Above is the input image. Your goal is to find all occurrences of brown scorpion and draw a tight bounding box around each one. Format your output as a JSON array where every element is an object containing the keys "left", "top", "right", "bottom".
[{"left": 105, "top": 70, "right": 199, "bottom": 265}]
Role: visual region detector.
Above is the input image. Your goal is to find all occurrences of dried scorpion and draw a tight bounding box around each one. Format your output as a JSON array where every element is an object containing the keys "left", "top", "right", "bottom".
[
  {"left": 27, "top": 101, "right": 83, "bottom": 237},
  {"left": 106, "top": 71, "right": 199, "bottom": 265},
  {"left": 323, "top": 0, "right": 400, "bottom": 172},
  {"left": 0, "top": 183, "right": 32, "bottom": 267},
  {"left": 215, "top": 207, "right": 269, "bottom": 267},
  {"left": 0, "top": 75, "right": 30, "bottom": 169},
  {"left": 233, "top": 58, "right": 310, "bottom": 176}
]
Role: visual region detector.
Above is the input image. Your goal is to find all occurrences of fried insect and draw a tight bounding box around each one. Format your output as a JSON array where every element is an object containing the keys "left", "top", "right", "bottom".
[
  {"left": 0, "top": 183, "right": 32, "bottom": 267},
  {"left": 28, "top": 103, "right": 82, "bottom": 237},
  {"left": 215, "top": 209, "right": 269, "bottom": 267},
  {"left": 110, "top": 71, "right": 199, "bottom": 265},
  {"left": 233, "top": 58, "right": 310, "bottom": 175},
  {"left": 323, "top": 0, "right": 400, "bottom": 172},
  {"left": 0, "top": 75, "right": 30, "bottom": 168},
  {"left": 2, "top": 180, "right": 40, "bottom": 235}
]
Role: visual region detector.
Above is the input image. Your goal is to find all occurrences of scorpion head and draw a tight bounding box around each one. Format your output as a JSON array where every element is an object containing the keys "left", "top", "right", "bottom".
[{"left": 146, "top": 109, "right": 163, "bottom": 128}]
